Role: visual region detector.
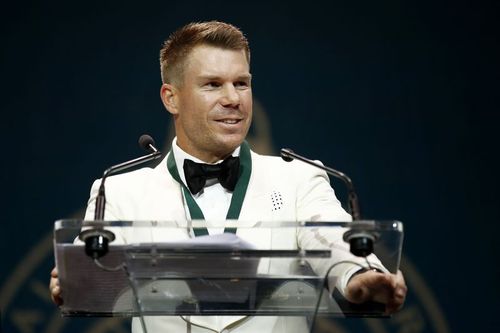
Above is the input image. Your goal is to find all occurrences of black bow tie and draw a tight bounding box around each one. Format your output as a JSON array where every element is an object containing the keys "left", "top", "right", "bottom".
[{"left": 183, "top": 156, "right": 240, "bottom": 194}]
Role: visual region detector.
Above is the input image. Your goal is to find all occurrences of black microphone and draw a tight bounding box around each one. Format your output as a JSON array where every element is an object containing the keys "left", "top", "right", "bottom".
[
  {"left": 138, "top": 134, "right": 158, "bottom": 153},
  {"left": 80, "top": 134, "right": 162, "bottom": 259},
  {"left": 280, "top": 148, "right": 361, "bottom": 220}
]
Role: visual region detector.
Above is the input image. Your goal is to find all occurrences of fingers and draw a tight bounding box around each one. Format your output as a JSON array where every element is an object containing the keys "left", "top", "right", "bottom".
[
  {"left": 345, "top": 270, "right": 386, "bottom": 304},
  {"left": 50, "top": 277, "right": 62, "bottom": 305},
  {"left": 385, "top": 270, "right": 407, "bottom": 314},
  {"left": 345, "top": 280, "right": 370, "bottom": 304},
  {"left": 345, "top": 269, "right": 408, "bottom": 314},
  {"left": 382, "top": 270, "right": 407, "bottom": 314},
  {"left": 49, "top": 267, "right": 63, "bottom": 306}
]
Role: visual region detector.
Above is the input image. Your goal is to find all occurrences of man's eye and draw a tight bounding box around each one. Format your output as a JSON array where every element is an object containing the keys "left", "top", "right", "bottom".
[
  {"left": 205, "top": 82, "right": 221, "bottom": 88},
  {"left": 234, "top": 81, "right": 249, "bottom": 88}
]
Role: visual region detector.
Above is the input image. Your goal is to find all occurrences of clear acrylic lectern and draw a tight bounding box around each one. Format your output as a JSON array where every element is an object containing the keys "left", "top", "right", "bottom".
[{"left": 54, "top": 220, "right": 403, "bottom": 333}]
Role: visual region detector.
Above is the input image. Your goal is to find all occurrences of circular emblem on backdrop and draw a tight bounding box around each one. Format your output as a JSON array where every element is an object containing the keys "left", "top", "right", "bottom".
[{"left": 0, "top": 101, "right": 449, "bottom": 333}]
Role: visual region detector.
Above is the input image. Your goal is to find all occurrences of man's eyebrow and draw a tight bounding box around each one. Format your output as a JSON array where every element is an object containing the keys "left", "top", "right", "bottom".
[
  {"left": 236, "top": 74, "right": 252, "bottom": 80},
  {"left": 197, "top": 74, "right": 252, "bottom": 81}
]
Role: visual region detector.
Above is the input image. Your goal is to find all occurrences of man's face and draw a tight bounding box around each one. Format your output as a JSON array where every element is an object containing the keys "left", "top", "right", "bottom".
[{"left": 164, "top": 45, "right": 252, "bottom": 162}]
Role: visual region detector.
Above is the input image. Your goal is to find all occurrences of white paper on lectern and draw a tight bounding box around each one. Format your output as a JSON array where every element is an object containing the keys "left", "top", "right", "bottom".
[{"left": 167, "top": 233, "right": 256, "bottom": 249}]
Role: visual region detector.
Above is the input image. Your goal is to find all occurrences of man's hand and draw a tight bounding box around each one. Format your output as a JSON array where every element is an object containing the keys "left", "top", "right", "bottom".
[
  {"left": 345, "top": 269, "right": 407, "bottom": 314},
  {"left": 49, "top": 267, "right": 63, "bottom": 306}
]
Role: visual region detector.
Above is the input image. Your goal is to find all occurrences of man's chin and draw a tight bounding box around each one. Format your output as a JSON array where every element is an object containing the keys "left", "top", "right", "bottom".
[{"left": 213, "top": 136, "right": 245, "bottom": 156}]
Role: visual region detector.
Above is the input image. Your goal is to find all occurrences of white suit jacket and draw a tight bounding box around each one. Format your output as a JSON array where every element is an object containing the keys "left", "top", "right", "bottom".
[{"left": 83, "top": 150, "right": 372, "bottom": 333}]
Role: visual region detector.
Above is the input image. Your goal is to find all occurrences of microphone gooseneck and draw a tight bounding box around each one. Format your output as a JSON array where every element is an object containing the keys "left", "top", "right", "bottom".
[
  {"left": 83, "top": 134, "right": 163, "bottom": 259},
  {"left": 280, "top": 148, "right": 376, "bottom": 257},
  {"left": 94, "top": 134, "right": 162, "bottom": 220}
]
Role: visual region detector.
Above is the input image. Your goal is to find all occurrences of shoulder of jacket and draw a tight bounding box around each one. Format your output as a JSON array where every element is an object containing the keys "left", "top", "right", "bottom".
[
  {"left": 100, "top": 164, "right": 166, "bottom": 190},
  {"left": 251, "top": 150, "right": 326, "bottom": 176}
]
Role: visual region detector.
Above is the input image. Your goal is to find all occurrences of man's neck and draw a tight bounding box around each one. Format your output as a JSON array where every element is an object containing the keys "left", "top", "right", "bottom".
[{"left": 176, "top": 142, "right": 238, "bottom": 163}]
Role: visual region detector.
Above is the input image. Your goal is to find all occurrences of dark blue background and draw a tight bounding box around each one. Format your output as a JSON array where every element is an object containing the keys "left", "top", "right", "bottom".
[{"left": 1, "top": 1, "right": 498, "bottom": 332}]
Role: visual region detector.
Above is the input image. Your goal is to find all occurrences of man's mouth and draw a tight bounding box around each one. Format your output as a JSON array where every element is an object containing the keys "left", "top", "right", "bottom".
[{"left": 216, "top": 119, "right": 241, "bottom": 124}]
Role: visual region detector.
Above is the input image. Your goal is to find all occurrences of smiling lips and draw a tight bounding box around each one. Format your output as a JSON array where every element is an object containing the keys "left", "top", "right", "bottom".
[
  {"left": 216, "top": 118, "right": 242, "bottom": 125},
  {"left": 221, "top": 119, "right": 240, "bottom": 124}
]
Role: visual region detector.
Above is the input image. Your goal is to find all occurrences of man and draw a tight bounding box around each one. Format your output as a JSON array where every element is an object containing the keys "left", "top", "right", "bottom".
[{"left": 50, "top": 21, "right": 406, "bottom": 332}]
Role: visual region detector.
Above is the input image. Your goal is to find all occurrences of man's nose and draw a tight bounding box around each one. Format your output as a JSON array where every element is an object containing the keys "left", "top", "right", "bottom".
[{"left": 220, "top": 84, "right": 240, "bottom": 107}]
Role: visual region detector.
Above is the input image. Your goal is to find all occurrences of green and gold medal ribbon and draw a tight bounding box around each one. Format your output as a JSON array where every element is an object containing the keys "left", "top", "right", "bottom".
[{"left": 166, "top": 141, "right": 252, "bottom": 236}]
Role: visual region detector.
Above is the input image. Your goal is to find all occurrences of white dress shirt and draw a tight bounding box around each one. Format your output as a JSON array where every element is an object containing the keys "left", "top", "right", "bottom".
[{"left": 172, "top": 137, "right": 241, "bottom": 234}]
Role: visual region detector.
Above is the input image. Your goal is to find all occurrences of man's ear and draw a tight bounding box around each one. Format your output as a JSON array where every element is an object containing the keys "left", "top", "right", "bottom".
[{"left": 160, "top": 83, "right": 178, "bottom": 115}]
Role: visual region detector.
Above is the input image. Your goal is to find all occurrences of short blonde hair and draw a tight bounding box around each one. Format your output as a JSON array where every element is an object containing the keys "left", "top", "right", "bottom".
[{"left": 159, "top": 21, "right": 250, "bottom": 86}]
